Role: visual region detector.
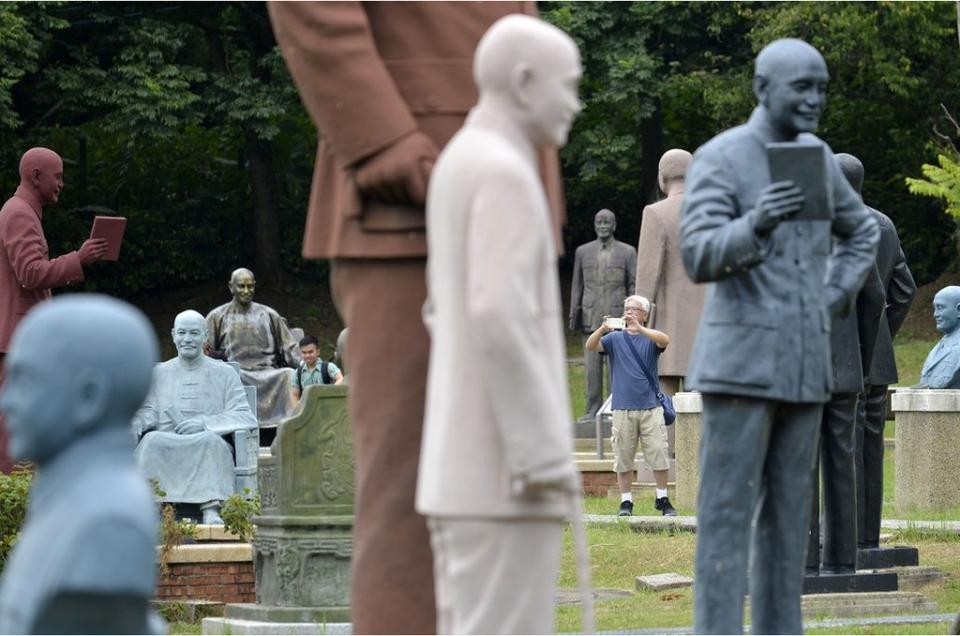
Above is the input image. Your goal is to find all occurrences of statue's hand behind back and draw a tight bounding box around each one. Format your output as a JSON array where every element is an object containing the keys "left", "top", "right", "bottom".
[{"left": 354, "top": 130, "right": 439, "bottom": 207}]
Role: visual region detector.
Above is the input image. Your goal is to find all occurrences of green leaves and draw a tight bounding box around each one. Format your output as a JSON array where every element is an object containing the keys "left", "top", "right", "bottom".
[{"left": 906, "top": 153, "right": 960, "bottom": 219}]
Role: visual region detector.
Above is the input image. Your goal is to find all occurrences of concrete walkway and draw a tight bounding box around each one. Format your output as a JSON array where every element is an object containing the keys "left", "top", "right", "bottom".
[
  {"left": 583, "top": 514, "right": 960, "bottom": 534},
  {"left": 589, "top": 612, "right": 956, "bottom": 635}
]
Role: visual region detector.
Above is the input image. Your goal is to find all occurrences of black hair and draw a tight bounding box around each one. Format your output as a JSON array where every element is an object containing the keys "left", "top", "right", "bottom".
[{"left": 299, "top": 335, "right": 319, "bottom": 348}]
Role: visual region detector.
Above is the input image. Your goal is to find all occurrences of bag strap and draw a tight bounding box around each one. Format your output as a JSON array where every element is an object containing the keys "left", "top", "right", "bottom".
[
  {"left": 620, "top": 332, "right": 664, "bottom": 397},
  {"left": 296, "top": 364, "right": 303, "bottom": 391},
  {"left": 320, "top": 360, "right": 331, "bottom": 384}
]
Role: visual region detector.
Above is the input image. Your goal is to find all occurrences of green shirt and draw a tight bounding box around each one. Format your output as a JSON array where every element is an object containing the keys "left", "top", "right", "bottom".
[{"left": 291, "top": 360, "right": 341, "bottom": 389}]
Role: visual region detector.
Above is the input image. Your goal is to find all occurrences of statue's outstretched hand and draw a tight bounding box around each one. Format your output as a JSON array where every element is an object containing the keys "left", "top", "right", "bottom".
[
  {"left": 354, "top": 130, "right": 439, "bottom": 207},
  {"left": 751, "top": 180, "right": 804, "bottom": 236}
]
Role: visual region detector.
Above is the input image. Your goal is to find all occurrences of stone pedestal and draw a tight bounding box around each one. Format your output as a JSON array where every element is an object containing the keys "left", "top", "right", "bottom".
[
  {"left": 857, "top": 546, "right": 919, "bottom": 570},
  {"left": 673, "top": 392, "right": 702, "bottom": 510},
  {"left": 210, "top": 385, "right": 354, "bottom": 633},
  {"left": 892, "top": 389, "right": 960, "bottom": 513},
  {"left": 801, "top": 571, "right": 898, "bottom": 594}
]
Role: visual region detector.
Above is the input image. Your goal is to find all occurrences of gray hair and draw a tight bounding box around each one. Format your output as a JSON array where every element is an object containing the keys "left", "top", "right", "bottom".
[{"left": 624, "top": 295, "right": 650, "bottom": 313}]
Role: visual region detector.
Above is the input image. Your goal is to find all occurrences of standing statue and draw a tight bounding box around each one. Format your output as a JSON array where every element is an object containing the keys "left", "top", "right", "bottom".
[
  {"left": 418, "top": 15, "right": 581, "bottom": 634},
  {"left": 920, "top": 286, "right": 960, "bottom": 388},
  {"left": 0, "top": 147, "right": 108, "bottom": 472},
  {"left": 570, "top": 209, "right": 637, "bottom": 421},
  {"left": 680, "top": 39, "right": 878, "bottom": 634},
  {"left": 268, "top": 3, "right": 565, "bottom": 631},
  {"left": 635, "top": 148, "right": 704, "bottom": 397},
  {"left": 806, "top": 166, "right": 884, "bottom": 574},
  {"left": 205, "top": 268, "right": 300, "bottom": 427},
  {"left": 0, "top": 295, "right": 160, "bottom": 634},
  {"left": 134, "top": 310, "right": 258, "bottom": 525},
  {"left": 838, "top": 154, "right": 916, "bottom": 552}
]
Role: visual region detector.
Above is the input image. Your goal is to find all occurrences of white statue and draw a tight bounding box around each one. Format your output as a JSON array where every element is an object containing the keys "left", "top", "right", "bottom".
[
  {"left": 133, "top": 310, "right": 257, "bottom": 525},
  {"left": 417, "top": 15, "right": 582, "bottom": 634}
]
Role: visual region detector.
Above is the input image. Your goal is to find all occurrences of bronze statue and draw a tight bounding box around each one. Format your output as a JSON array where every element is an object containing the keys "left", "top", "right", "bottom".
[{"left": 570, "top": 209, "right": 637, "bottom": 421}]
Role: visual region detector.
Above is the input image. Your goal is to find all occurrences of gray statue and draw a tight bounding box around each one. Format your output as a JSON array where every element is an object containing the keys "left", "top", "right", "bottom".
[
  {"left": 679, "top": 39, "right": 878, "bottom": 634},
  {"left": 134, "top": 310, "right": 257, "bottom": 525},
  {"left": 806, "top": 155, "right": 885, "bottom": 575},
  {"left": 841, "top": 154, "right": 916, "bottom": 551},
  {"left": 570, "top": 209, "right": 637, "bottom": 420},
  {"left": 920, "top": 286, "right": 960, "bottom": 388},
  {"left": 0, "top": 295, "right": 160, "bottom": 634},
  {"left": 205, "top": 268, "right": 301, "bottom": 426}
]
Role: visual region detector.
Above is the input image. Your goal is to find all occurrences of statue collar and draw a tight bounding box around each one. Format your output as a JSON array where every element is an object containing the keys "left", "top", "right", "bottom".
[{"left": 13, "top": 186, "right": 43, "bottom": 220}]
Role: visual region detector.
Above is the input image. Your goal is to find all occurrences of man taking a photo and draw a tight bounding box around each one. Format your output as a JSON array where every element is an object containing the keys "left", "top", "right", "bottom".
[{"left": 587, "top": 295, "right": 674, "bottom": 517}]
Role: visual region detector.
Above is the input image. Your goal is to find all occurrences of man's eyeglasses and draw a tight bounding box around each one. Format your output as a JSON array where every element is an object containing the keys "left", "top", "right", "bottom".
[{"left": 624, "top": 306, "right": 645, "bottom": 313}]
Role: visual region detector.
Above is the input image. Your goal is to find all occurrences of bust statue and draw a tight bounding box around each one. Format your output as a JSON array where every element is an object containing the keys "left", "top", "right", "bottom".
[
  {"left": 134, "top": 310, "right": 258, "bottom": 525},
  {"left": 0, "top": 295, "right": 160, "bottom": 634},
  {"left": 569, "top": 209, "right": 637, "bottom": 420},
  {"left": 920, "top": 286, "right": 960, "bottom": 388},
  {"left": 205, "top": 268, "right": 301, "bottom": 426}
]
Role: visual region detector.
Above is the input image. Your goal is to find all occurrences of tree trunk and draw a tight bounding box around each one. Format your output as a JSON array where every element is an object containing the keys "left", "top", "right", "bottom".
[
  {"left": 640, "top": 98, "right": 665, "bottom": 205},
  {"left": 244, "top": 127, "right": 283, "bottom": 286}
]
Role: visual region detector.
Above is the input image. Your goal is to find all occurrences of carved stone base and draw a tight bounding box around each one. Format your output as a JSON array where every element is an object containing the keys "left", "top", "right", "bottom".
[
  {"left": 224, "top": 602, "right": 350, "bottom": 624},
  {"left": 252, "top": 515, "right": 353, "bottom": 612}
]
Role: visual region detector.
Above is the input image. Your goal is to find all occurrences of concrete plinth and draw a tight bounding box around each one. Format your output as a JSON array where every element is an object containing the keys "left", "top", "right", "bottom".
[
  {"left": 857, "top": 546, "right": 919, "bottom": 570},
  {"left": 802, "top": 571, "right": 898, "bottom": 594},
  {"left": 672, "top": 392, "right": 702, "bottom": 510},
  {"left": 892, "top": 389, "right": 960, "bottom": 513},
  {"left": 203, "top": 616, "right": 351, "bottom": 635}
]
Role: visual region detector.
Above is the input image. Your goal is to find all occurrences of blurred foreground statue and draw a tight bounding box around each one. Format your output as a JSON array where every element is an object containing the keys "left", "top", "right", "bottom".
[
  {"left": 0, "top": 295, "right": 161, "bottom": 634},
  {"left": 268, "top": 3, "right": 564, "bottom": 631},
  {"left": 418, "top": 15, "right": 582, "bottom": 634},
  {"left": 680, "top": 38, "right": 878, "bottom": 634}
]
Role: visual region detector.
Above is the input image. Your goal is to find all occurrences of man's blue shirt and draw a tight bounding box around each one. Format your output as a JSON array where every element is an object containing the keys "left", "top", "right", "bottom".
[{"left": 600, "top": 330, "right": 663, "bottom": 410}]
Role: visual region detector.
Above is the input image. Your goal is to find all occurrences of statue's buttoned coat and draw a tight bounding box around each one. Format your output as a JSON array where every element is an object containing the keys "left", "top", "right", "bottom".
[
  {"left": 680, "top": 109, "right": 879, "bottom": 403},
  {"left": 569, "top": 239, "right": 636, "bottom": 332}
]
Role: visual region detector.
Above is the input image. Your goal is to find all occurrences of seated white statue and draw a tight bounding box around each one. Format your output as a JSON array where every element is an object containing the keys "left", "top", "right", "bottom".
[{"left": 133, "top": 310, "right": 257, "bottom": 525}]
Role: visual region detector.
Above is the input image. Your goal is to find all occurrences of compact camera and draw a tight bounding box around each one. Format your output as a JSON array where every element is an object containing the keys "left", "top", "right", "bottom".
[{"left": 605, "top": 317, "right": 626, "bottom": 330}]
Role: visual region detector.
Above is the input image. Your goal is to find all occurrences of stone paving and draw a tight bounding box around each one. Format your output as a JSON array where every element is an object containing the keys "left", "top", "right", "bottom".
[{"left": 582, "top": 513, "right": 960, "bottom": 534}]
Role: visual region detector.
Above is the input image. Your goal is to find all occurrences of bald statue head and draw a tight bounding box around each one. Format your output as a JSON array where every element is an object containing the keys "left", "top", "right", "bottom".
[
  {"left": 335, "top": 327, "right": 349, "bottom": 372},
  {"left": 172, "top": 310, "right": 208, "bottom": 362},
  {"left": 835, "top": 153, "right": 864, "bottom": 194},
  {"left": 594, "top": 208, "right": 616, "bottom": 242},
  {"left": 933, "top": 286, "right": 960, "bottom": 336},
  {"left": 229, "top": 268, "right": 255, "bottom": 307},
  {"left": 18, "top": 147, "right": 64, "bottom": 206},
  {"left": 474, "top": 14, "right": 582, "bottom": 147},
  {"left": 0, "top": 295, "right": 158, "bottom": 463},
  {"left": 658, "top": 148, "right": 692, "bottom": 194},
  {"left": 753, "top": 39, "right": 829, "bottom": 140}
]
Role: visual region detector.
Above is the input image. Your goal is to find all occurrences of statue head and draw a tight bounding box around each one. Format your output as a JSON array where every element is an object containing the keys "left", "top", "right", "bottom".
[
  {"left": 933, "top": 286, "right": 960, "bottom": 335},
  {"left": 335, "top": 328, "right": 348, "bottom": 371},
  {"left": 753, "top": 39, "right": 829, "bottom": 140},
  {"left": 172, "top": 310, "right": 207, "bottom": 362},
  {"left": 229, "top": 268, "right": 255, "bottom": 307},
  {"left": 474, "top": 14, "right": 582, "bottom": 147},
  {"left": 594, "top": 209, "right": 616, "bottom": 241},
  {"left": 658, "top": 148, "right": 692, "bottom": 194},
  {"left": 18, "top": 147, "right": 64, "bottom": 206},
  {"left": 835, "top": 152, "right": 864, "bottom": 194},
  {"left": 0, "top": 295, "right": 157, "bottom": 463}
]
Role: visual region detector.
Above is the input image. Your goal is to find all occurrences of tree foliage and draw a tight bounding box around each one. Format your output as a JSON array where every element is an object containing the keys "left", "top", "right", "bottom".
[{"left": 0, "top": 2, "right": 955, "bottom": 298}]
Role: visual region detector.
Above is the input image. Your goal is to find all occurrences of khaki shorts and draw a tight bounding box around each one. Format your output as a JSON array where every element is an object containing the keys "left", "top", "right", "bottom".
[{"left": 611, "top": 407, "right": 669, "bottom": 473}]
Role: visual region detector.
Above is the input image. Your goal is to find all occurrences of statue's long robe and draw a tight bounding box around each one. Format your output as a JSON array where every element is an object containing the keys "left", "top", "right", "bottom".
[
  {"left": 206, "top": 301, "right": 300, "bottom": 426},
  {"left": 133, "top": 356, "right": 257, "bottom": 503}
]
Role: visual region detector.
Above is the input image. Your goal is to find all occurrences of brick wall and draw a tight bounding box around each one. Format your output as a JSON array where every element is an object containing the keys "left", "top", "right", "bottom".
[
  {"left": 157, "top": 561, "right": 255, "bottom": 604},
  {"left": 580, "top": 470, "right": 618, "bottom": 497}
]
